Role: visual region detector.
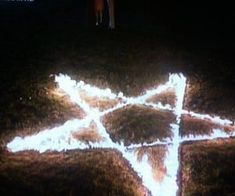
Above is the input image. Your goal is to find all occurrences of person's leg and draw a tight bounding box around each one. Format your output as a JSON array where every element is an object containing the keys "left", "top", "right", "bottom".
[
  {"left": 95, "top": 12, "right": 99, "bottom": 25},
  {"left": 107, "top": 0, "right": 115, "bottom": 29},
  {"left": 110, "top": 1, "right": 115, "bottom": 29},
  {"left": 100, "top": 10, "right": 103, "bottom": 23}
]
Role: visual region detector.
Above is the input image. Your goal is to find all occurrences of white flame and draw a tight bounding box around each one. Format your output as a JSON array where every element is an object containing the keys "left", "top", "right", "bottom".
[
  {"left": 181, "top": 128, "right": 235, "bottom": 142},
  {"left": 182, "top": 110, "right": 233, "bottom": 126},
  {"left": 123, "top": 151, "right": 158, "bottom": 196},
  {"left": 7, "top": 73, "right": 235, "bottom": 196}
]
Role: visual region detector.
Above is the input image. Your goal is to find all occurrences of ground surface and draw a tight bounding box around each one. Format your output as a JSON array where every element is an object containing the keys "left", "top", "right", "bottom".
[
  {"left": 0, "top": 149, "right": 147, "bottom": 196},
  {"left": 181, "top": 139, "right": 235, "bottom": 196},
  {"left": 0, "top": 2, "right": 235, "bottom": 196}
]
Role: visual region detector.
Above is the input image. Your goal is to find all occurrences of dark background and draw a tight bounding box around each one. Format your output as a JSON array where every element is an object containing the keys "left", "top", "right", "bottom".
[
  {"left": 0, "top": 0, "right": 234, "bottom": 133},
  {"left": 0, "top": 0, "right": 234, "bottom": 37},
  {"left": 0, "top": 2, "right": 235, "bottom": 196}
]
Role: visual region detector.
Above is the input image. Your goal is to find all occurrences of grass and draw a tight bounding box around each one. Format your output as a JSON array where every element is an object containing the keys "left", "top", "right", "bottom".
[
  {"left": 72, "top": 121, "right": 104, "bottom": 144},
  {"left": 184, "top": 74, "right": 235, "bottom": 120},
  {"left": 0, "top": 74, "right": 85, "bottom": 138},
  {"left": 102, "top": 104, "right": 176, "bottom": 145},
  {"left": 79, "top": 91, "right": 120, "bottom": 111},
  {"left": 0, "top": 149, "right": 148, "bottom": 196},
  {"left": 180, "top": 115, "right": 235, "bottom": 137},
  {"left": 146, "top": 87, "right": 176, "bottom": 107},
  {"left": 180, "top": 138, "right": 235, "bottom": 196}
]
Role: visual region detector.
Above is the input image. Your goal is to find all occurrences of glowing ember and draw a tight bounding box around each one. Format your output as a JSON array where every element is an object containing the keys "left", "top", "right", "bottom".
[{"left": 7, "top": 73, "right": 235, "bottom": 196}]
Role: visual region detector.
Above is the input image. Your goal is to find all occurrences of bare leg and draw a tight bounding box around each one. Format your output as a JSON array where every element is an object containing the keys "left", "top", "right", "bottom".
[
  {"left": 100, "top": 11, "right": 103, "bottom": 24},
  {"left": 107, "top": 0, "right": 115, "bottom": 29},
  {"left": 95, "top": 12, "right": 99, "bottom": 25}
]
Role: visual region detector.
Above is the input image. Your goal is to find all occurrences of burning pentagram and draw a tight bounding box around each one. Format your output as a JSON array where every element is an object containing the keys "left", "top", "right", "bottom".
[{"left": 7, "top": 73, "right": 235, "bottom": 196}]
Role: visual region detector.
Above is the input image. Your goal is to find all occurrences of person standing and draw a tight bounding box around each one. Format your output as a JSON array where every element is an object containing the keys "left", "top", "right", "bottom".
[{"left": 94, "top": 0, "right": 105, "bottom": 25}]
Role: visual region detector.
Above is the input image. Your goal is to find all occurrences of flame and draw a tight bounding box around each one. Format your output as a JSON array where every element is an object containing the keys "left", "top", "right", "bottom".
[{"left": 7, "top": 73, "right": 235, "bottom": 196}]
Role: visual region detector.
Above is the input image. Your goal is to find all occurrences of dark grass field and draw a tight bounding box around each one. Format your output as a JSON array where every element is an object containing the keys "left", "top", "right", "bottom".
[
  {"left": 1, "top": 1, "right": 235, "bottom": 196},
  {"left": 0, "top": 149, "right": 148, "bottom": 196},
  {"left": 102, "top": 105, "right": 176, "bottom": 145},
  {"left": 180, "top": 115, "right": 235, "bottom": 137},
  {"left": 181, "top": 139, "right": 235, "bottom": 196}
]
